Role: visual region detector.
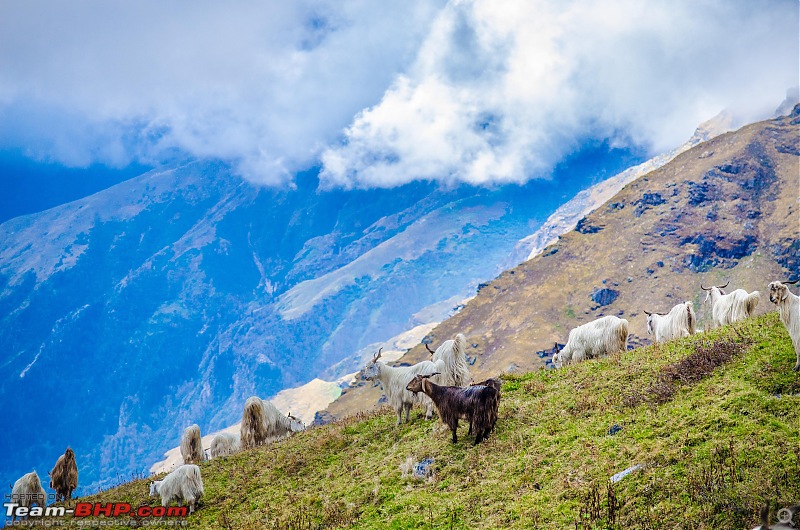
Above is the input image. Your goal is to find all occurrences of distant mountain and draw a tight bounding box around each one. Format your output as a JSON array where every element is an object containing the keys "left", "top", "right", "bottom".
[
  {"left": 0, "top": 150, "right": 150, "bottom": 224},
  {"left": 0, "top": 145, "right": 639, "bottom": 490},
  {"left": 326, "top": 107, "right": 799, "bottom": 420}
]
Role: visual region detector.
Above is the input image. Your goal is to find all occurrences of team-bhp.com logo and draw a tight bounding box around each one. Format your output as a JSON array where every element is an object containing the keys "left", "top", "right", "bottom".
[{"left": 4, "top": 493, "right": 188, "bottom": 526}]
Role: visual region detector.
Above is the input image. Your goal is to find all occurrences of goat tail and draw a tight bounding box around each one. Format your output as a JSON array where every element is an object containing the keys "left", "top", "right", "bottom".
[
  {"left": 190, "top": 465, "right": 204, "bottom": 496},
  {"left": 191, "top": 432, "right": 203, "bottom": 461},
  {"left": 241, "top": 399, "right": 263, "bottom": 449},
  {"left": 617, "top": 319, "right": 630, "bottom": 352},
  {"left": 686, "top": 301, "right": 696, "bottom": 335},
  {"left": 745, "top": 291, "right": 760, "bottom": 316},
  {"left": 471, "top": 387, "right": 500, "bottom": 441}
]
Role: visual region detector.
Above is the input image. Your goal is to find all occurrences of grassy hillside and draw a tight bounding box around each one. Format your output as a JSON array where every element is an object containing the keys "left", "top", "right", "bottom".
[
  {"left": 65, "top": 312, "right": 798, "bottom": 529},
  {"left": 327, "top": 109, "right": 799, "bottom": 420}
]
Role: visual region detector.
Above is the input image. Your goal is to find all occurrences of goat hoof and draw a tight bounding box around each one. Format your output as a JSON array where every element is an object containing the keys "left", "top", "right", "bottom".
[{"left": 793, "top": 364, "right": 800, "bottom": 372}]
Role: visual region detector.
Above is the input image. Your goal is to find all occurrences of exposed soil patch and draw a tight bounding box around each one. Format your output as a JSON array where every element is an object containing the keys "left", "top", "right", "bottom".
[{"left": 624, "top": 336, "right": 749, "bottom": 407}]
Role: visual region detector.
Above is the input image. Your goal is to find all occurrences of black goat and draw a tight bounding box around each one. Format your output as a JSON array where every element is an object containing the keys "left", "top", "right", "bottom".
[
  {"left": 406, "top": 373, "right": 499, "bottom": 445},
  {"left": 469, "top": 378, "right": 502, "bottom": 435}
]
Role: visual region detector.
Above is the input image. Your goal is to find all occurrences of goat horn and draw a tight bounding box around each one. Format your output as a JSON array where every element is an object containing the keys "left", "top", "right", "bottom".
[
  {"left": 553, "top": 342, "right": 561, "bottom": 353},
  {"left": 644, "top": 310, "right": 652, "bottom": 316},
  {"left": 425, "top": 343, "right": 434, "bottom": 354},
  {"left": 718, "top": 281, "right": 730, "bottom": 289},
  {"left": 422, "top": 372, "right": 441, "bottom": 379},
  {"left": 700, "top": 284, "right": 711, "bottom": 291},
  {"left": 783, "top": 279, "right": 799, "bottom": 285},
  {"left": 373, "top": 347, "right": 383, "bottom": 361}
]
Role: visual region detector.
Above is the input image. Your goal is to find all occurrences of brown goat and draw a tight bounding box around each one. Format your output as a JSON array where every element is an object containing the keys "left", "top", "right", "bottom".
[
  {"left": 406, "top": 374, "right": 499, "bottom": 445},
  {"left": 49, "top": 447, "right": 78, "bottom": 502}
]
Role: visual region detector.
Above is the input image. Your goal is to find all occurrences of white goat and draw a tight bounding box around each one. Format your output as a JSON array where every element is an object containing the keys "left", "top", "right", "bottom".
[
  {"left": 209, "top": 432, "right": 241, "bottom": 459},
  {"left": 180, "top": 424, "right": 205, "bottom": 464},
  {"left": 361, "top": 348, "right": 444, "bottom": 424},
  {"left": 240, "top": 396, "right": 305, "bottom": 449},
  {"left": 702, "top": 281, "right": 760, "bottom": 328},
  {"left": 768, "top": 279, "right": 800, "bottom": 371},
  {"left": 425, "top": 333, "right": 472, "bottom": 387},
  {"left": 149, "top": 464, "right": 204, "bottom": 514},
  {"left": 645, "top": 301, "right": 696, "bottom": 343},
  {"left": 553, "top": 315, "right": 629, "bottom": 368},
  {"left": 10, "top": 471, "right": 47, "bottom": 521}
]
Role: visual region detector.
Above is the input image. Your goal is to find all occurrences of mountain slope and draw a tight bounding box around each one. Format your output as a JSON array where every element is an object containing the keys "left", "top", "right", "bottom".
[
  {"left": 327, "top": 107, "right": 799, "bottom": 419},
  {"left": 0, "top": 145, "right": 640, "bottom": 490},
  {"left": 69, "top": 313, "right": 800, "bottom": 529}
]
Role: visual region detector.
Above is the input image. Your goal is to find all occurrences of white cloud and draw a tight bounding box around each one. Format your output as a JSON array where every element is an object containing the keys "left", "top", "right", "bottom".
[
  {"left": 320, "top": 0, "right": 799, "bottom": 188},
  {"left": 0, "top": 0, "right": 444, "bottom": 184},
  {"left": 1, "top": 1, "right": 796, "bottom": 188}
]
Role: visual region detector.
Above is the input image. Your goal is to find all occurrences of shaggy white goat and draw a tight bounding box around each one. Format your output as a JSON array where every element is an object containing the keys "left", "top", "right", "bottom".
[
  {"left": 645, "top": 301, "right": 696, "bottom": 343},
  {"left": 180, "top": 424, "right": 205, "bottom": 464},
  {"left": 10, "top": 471, "right": 47, "bottom": 521},
  {"left": 768, "top": 279, "right": 800, "bottom": 371},
  {"left": 149, "top": 464, "right": 204, "bottom": 514},
  {"left": 553, "top": 315, "right": 629, "bottom": 368},
  {"left": 240, "top": 397, "right": 305, "bottom": 449},
  {"left": 361, "top": 348, "right": 443, "bottom": 424},
  {"left": 425, "top": 333, "right": 472, "bottom": 387},
  {"left": 702, "top": 281, "right": 760, "bottom": 328},
  {"left": 209, "top": 432, "right": 241, "bottom": 459}
]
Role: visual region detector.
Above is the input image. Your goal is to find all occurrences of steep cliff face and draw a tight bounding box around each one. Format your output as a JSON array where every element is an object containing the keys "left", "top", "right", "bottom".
[{"left": 327, "top": 109, "right": 799, "bottom": 420}]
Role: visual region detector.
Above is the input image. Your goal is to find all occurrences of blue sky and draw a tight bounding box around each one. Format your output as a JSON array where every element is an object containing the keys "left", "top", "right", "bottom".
[{"left": 0, "top": 0, "right": 797, "bottom": 191}]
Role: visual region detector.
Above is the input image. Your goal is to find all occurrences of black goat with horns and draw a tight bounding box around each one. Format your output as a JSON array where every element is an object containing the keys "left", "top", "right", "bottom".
[{"left": 406, "top": 373, "right": 499, "bottom": 445}]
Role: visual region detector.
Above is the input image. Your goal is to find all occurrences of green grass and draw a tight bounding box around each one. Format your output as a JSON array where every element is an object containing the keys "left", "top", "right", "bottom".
[{"left": 69, "top": 313, "right": 799, "bottom": 529}]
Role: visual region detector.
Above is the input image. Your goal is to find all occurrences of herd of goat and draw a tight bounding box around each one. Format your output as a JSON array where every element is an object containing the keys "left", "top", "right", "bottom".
[{"left": 8, "top": 279, "right": 798, "bottom": 519}]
